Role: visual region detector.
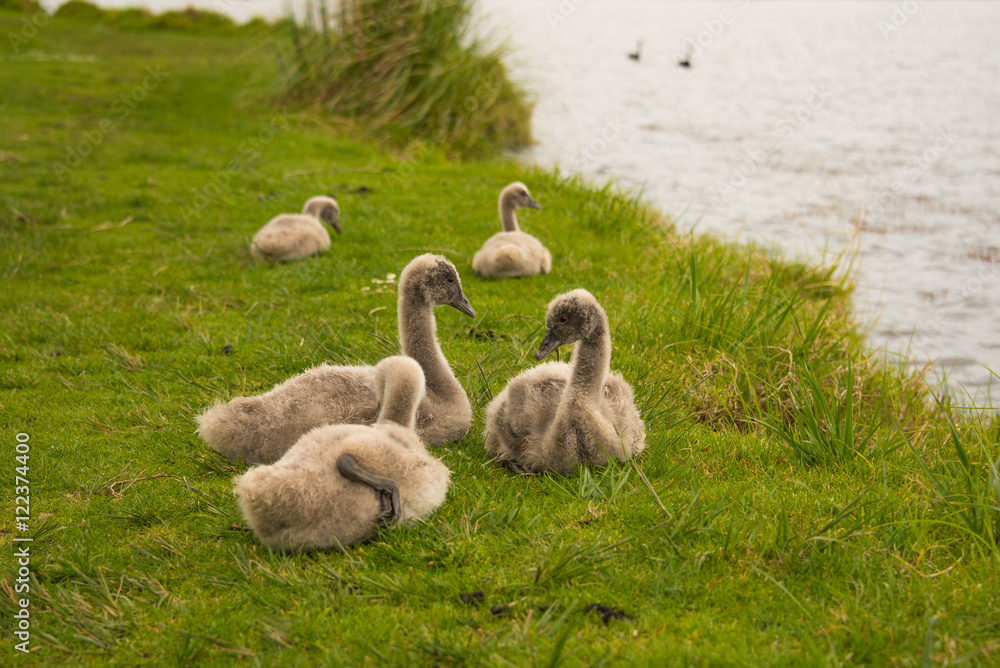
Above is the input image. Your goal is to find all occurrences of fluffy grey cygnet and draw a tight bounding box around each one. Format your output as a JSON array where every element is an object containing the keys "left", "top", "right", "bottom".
[
  {"left": 484, "top": 289, "right": 646, "bottom": 475},
  {"left": 233, "top": 356, "right": 451, "bottom": 552},
  {"left": 196, "top": 254, "right": 475, "bottom": 463},
  {"left": 471, "top": 182, "right": 551, "bottom": 278},
  {"left": 251, "top": 196, "right": 341, "bottom": 261}
]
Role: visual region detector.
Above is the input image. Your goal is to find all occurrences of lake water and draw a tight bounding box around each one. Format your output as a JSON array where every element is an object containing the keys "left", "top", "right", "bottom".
[{"left": 84, "top": 0, "right": 1000, "bottom": 404}]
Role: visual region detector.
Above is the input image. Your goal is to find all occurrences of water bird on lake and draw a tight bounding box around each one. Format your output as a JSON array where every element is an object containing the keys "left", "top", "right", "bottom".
[
  {"left": 484, "top": 289, "right": 646, "bottom": 475},
  {"left": 233, "top": 356, "right": 450, "bottom": 552},
  {"left": 472, "top": 182, "right": 551, "bottom": 279},
  {"left": 678, "top": 43, "right": 693, "bottom": 68},
  {"left": 196, "top": 254, "right": 475, "bottom": 463},
  {"left": 251, "top": 196, "right": 341, "bottom": 261},
  {"left": 628, "top": 40, "right": 643, "bottom": 61}
]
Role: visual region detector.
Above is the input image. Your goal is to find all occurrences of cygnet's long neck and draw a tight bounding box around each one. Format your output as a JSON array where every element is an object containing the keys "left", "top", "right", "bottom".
[
  {"left": 499, "top": 194, "right": 520, "bottom": 233},
  {"left": 398, "top": 287, "right": 463, "bottom": 401},
  {"left": 567, "top": 315, "right": 611, "bottom": 401},
  {"left": 377, "top": 379, "right": 421, "bottom": 429}
]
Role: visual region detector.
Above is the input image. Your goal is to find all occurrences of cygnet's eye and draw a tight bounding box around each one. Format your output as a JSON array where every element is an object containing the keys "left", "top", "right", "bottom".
[
  {"left": 559, "top": 316, "right": 568, "bottom": 324},
  {"left": 447, "top": 276, "right": 455, "bottom": 284}
]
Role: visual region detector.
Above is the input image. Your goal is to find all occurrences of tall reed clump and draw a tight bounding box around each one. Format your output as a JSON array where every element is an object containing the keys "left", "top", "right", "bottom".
[{"left": 277, "top": 0, "right": 533, "bottom": 157}]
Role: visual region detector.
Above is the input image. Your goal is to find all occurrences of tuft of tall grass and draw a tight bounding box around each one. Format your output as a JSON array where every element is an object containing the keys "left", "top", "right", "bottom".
[
  {"left": 760, "top": 359, "right": 887, "bottom": 467},
  {"left": 276, "top": 0, "right": 533, "bottom": 157},
  {"left": 903, "top": 401, "right": 1000, "bottom": 552}
]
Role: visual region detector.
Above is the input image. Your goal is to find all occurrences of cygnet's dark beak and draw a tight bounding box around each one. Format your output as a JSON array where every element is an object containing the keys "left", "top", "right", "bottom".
[
  {"left": 324, "top": 208, "right": 342, "bottom": 234},
  {"left": 449, "top": 290, "right": 476, "bottom": 318},
  {"left": 535, "top": 326, "right": 561, "bottom": 361},
  {"left": 526, "top": 196, "right": 542, "bottom": 211}
]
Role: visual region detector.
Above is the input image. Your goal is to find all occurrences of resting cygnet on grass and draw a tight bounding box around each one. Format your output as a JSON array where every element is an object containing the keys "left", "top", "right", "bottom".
[
  {"left": 251, "top": 196, "right": 341, "bottom": 261},
  {"left": 484, "top": 289, "right": 646, "bottom": 475},
  {"left": 233, "top": 356, "right": 450, "bottom": 552},
  {"left": 196, "top": 254, "right": 475, "bottom": 464},
  {"left": 471, "top": 182, "right": 551, "bottom": 278}
]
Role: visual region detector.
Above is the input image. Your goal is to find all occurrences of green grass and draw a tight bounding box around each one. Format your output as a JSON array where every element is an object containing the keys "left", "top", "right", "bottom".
[
  {"left": 1, "top": 11, "right": 999, "bottom": 666},
  {"left": 0, "top": 0, "right": 42, "bottom": 13}
]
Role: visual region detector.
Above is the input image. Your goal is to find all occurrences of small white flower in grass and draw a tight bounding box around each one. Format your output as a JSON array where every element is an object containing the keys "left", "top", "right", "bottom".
[{"left": 364, "top": 273, "right": 397, "bottom": 294}]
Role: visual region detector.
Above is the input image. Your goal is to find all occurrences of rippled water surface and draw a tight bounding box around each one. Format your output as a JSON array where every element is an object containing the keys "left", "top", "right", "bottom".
[
  {"left": 89, "top": 0, "right": 1000, "bottom": 402},
  {"left": 484, "top": 0, "right": 1000, "bottom": 403}
]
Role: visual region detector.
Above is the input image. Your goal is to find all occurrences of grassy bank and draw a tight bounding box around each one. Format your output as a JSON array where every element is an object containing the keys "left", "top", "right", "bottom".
[
  {"left": 1, "top": 10, "right": 998, "bottom": 666},
  {"left": 34, "top": 0, "right": 277, "bottom": 36}
]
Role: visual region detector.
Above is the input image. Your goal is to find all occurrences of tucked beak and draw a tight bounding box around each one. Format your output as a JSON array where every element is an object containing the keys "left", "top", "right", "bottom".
[
  {"left": 535, "top": 326, "right": 561, "bottom": 361},
  {"left": 449, "top": 290, "right": 476, "bottom": 318},
  {"left": 526, "top": 196, "right": 542, "bottom": 211},
  {"left": 327, "top": 212, "right": 342, "bottom": 234}
]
